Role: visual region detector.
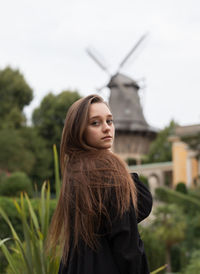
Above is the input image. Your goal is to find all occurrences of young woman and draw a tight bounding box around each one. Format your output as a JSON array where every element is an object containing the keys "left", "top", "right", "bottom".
[{"left": 48, "top": 94, "right": 152, "bottom": 274}]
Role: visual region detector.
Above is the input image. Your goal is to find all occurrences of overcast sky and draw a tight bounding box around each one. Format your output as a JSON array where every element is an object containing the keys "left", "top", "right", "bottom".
[{"left": 1, "top": 0, "right": 200, "bottom": 128}]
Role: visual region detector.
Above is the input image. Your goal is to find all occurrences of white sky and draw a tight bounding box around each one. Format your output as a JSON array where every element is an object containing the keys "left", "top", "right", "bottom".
[{"left": 0, "top": 0, "right": 200, "bottom": 128}]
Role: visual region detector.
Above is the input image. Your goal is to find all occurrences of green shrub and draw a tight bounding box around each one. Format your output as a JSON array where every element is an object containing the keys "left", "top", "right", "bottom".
[
  {"left": 0, "top": 195, "right": 57, "bottom": 273},
  {"left": 0, "top": 183, "right": 59, "bottom": 274},
  {"left": 176, "top": 182, "right": 188, "bottom": 194},
  {"left": 139, "top": 225, "right": 165, "bottom": 273},
  {"left": 0, "top": 172, "right": 33, "bottom": 197},
  {"left": 184, "top": 250, "right": 200, "bottom": 274},
  {"left": 0, "top": 171, "right": 7, "bottom": 184},
  {"left": 127, "top": 158, "right": 137, "bottom": 165},
  {"left": 155, "top": 187, "right": 200, "bottom": 214}
]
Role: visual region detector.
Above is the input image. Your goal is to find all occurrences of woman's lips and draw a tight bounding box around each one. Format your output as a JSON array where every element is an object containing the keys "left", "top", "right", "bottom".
[{"left": 102, "top": 136, "right": 112, "bottom": 140}]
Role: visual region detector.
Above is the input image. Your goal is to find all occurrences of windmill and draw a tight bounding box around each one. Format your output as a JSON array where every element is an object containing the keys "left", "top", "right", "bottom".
[{"left": 86, "top": 34, "right": 158, "bottom": 164}]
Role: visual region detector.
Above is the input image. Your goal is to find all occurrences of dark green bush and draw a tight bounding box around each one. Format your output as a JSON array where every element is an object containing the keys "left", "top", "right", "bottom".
[
  {"left": 0, "top": 171, "right": 7, "bottom": 184},
  {"left": 127, "top": 158, "right": 137, "bottom": 165},
  {"left": 170, "top": 244, "right": 188, "bottom": 273},
  {"left": 0, "top": 172, "right": 33, "bottom": 197},
  {"left": 176, "top": 182, "right": 188, "bottom": 194}
]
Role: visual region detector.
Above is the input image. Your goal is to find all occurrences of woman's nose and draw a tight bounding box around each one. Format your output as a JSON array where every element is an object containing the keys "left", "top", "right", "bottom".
[{"left": 102, "top": 122, "right": 110, "bottom": 132}]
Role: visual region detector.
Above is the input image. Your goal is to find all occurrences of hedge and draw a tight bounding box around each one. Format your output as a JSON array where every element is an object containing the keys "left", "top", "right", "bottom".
[
  {"left": 0, "top": 172, "right": 33, "bottom": 197},
  {"left": 155, "top": 187, "right": 200, "bottom": 214}
]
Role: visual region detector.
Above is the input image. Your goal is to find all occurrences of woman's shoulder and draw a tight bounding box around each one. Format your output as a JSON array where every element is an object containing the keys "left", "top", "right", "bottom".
[{"left": 131, "top": 173, "right": 153, "bottom": 223}]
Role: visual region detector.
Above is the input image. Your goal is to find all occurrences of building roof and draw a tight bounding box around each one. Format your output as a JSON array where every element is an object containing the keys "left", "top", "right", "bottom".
[
  {"left": 108, "top": 73, "right": 139, "bottom": 89},
  {"left": 175, "top": 124, "right": 200, "bottom": 137}
]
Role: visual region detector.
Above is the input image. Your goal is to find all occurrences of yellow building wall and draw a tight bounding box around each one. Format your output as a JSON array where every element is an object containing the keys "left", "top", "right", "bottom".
[
  {"left": 172, "top": 141, "right": 187, "bottom": 187},
  {"left": 172, "top": 140, "right": 199, "bottom": 188}
]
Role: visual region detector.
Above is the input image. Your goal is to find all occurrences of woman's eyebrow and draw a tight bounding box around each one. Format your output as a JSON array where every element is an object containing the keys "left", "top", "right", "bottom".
[{"left": 90, "top": 114, "right": 113, "bottom": 120}]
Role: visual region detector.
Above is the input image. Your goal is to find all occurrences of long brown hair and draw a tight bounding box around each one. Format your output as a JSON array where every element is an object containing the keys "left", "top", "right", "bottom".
[{"left": 47, "top": 94, "right": 137, "bottom": 263}]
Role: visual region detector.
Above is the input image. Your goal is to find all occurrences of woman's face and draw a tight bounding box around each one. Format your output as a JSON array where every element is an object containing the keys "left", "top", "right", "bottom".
[{"left": 84, "top": 102, "right": 115, "bottom": 150}]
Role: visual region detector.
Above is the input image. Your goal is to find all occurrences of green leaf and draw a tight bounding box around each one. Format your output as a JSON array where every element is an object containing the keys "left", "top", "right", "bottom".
[
  {"left": 24, "top": 193, "right": 39, "bottom": 232},
  {"left": 0, "top": 239, "right": 20, "bottom": 274},
  {"left": 151, "top": 264, "right": 167, "bottom": 274},
  {"left": 0, "top": 206, "right": 21, "bottom": 243}
]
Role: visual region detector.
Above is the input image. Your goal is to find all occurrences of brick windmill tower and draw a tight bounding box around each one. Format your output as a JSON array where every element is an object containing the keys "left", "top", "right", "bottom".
[{"left": 87, "top": 34, "right": 157, "bottom": 164}]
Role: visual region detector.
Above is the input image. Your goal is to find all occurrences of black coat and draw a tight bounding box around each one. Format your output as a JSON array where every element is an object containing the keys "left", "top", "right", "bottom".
[{"left": 58, "top": 173, "right": 152, "bottom": 274}]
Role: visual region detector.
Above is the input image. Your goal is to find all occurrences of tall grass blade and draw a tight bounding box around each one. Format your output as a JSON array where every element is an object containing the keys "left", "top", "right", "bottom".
[
  {"left": 0, "top": 207, "right": 21, "bottom": 243},
  {"left": 40, "top": 181, "right": 46, "bottom": 237},
  {"left": 24, "top": 193, "right": 39, "bottom": 232},
  {"left": 0, "top": 240, "right": 20, "bottom": 274},
  {"left": 19, "top": 193, "right": 33, "bottom": 271},
  {"left": 53, "top": 144, "right": 61, "bottom": 199},
  {"left": 151, "top": 264, "right": 167, "bottom": 274}
]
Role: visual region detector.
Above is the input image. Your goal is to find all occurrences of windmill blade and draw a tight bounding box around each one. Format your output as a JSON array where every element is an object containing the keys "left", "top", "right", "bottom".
[
  {"left": 117, "top": 32, "right": 149, "bottom": 72},
  {"left": 86, "top": 48, "right": 110, "bottom": 76},
  {"left": 96, "top": 84, "right": 109, "bottom": 95}
]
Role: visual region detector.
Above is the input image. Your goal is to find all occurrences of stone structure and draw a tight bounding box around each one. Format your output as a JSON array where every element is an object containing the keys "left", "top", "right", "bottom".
[
  {"left": 129, "top": 161, "right": 173, "bottom": 195},
  {"left": 108, "top": 73, "right": 157, "bottom": 163}
]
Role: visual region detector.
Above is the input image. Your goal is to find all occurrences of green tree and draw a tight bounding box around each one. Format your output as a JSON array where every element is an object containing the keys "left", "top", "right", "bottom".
[
  {"left": 0, "top": 128, "right": 35, "bottom": 174},
  {"left": 32, "top": 90, "right": 81, "bottom": 150},
  {"left": 0, "top": 127, "right": 51, "bottom": 187},
  {"left": 19, "top": 127, "right": 52, "bottom": 188},
  {"left": 32, "top": 90, "right": 81, "bottom": 190},
  {"left": 0, "top": 66, "right": 33, "bottom": 129},
  {"left": 144, "top": 120, "right": 176, "bottom": 163}
]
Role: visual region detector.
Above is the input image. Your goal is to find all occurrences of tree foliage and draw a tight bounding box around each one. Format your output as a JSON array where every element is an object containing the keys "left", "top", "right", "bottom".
[
  {"left": 0, "top": 66, "right": 56, "bottom": 185},
  {"left": 144, "top": 120, "right": 177, "bottom": 163},
  {"left": 184, "top": 250, "right": 200, "bottom": 274},
  {"left": 0, "top": 66, "right": 33, "bottom": 129},
  {"left": 0, "top": 129, "right": 35, "bottom": 174},
  {"left": 19, "top": 127, "right": 52, "bottom": 187},
  {"left": 32, "top": 90, "right": 81, "bottom": 150}
]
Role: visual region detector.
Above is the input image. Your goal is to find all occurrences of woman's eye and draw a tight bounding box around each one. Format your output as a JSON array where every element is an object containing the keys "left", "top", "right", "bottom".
[
  {"left": 107, "top": 119, "right": 113, "bottom": 125},
  {"left": 91, "top": 121, "right": 100, "bottom": 126}
]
